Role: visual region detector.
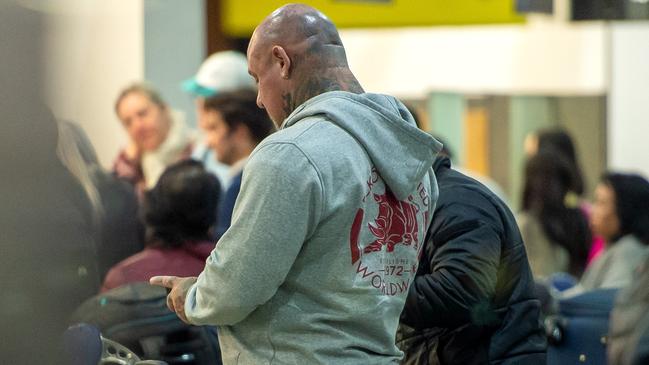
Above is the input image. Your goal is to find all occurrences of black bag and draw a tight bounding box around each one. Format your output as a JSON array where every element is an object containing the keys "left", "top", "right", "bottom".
[{"left": 70, "top": 282, "right": 221, "bottom": 365}]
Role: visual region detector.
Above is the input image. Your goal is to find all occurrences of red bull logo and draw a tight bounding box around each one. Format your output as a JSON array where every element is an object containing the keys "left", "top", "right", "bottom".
[
  {"left": 365, "top": 192, "right": 419, "bottom": 254},
  {"left": 349, "top": 168, "right": 431, "bottom": 296}
]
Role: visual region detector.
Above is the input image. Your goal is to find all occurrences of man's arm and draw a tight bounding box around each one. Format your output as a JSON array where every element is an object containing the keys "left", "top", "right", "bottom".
[
  {"left": 184, "top": 142, "right": 324, "bottom": 326},
  {"left": 401, "top": 197, "right": 503, "bottom": 329}
]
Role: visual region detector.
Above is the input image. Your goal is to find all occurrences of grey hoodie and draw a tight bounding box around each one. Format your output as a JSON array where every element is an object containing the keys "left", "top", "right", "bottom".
[{"left": 185, "top": 91, "right": 442, "bottom": 364}]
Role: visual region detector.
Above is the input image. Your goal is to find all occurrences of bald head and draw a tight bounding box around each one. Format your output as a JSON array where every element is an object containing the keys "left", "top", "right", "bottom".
[
  {"left": 256, "top": 4, "right": 344, "bottom": 64},
  {"left": 262, "top": 4, "right": 339, "bottom": 40},
  {"left": 247, "top": 4, "right": 363, "bottom": 125}
]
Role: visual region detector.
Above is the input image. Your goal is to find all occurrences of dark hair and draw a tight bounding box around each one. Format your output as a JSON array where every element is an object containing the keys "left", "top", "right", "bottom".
[
  {"left": 601, "top": 172, "right": 649, "bottom": 245},
  {"left": 203, "top": 89, "right": 275, "bottom": 144},
  {"left": 143, "top": 160, "right": 220, "bottom": 248},
  {"left": 114, "top": 82, "right": 166, "bottom": 116},
  {"left": 535, "top": 128, "right": 585, "bottom": 195},
  {"left": 522, "top": 151, "right": 591, "bottom": 276}
]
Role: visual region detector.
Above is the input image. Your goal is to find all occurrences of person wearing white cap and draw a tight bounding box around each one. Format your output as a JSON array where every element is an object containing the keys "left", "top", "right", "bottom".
[
  {"left": 182, "top": 50, "right": 257, "bottom": 189},
  {"left": 183, "top": 50, "right": 256, "bottom": 98}
]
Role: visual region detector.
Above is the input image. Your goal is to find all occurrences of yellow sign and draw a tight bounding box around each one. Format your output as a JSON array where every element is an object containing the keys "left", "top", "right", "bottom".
[{"left": 222, "top": 0, "right": 524, "bottom": 37}]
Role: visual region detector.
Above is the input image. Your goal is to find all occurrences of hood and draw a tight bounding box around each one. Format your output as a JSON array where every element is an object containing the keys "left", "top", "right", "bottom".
[{"left": 283, "top": 91, "right": 442, "bottom": 200}]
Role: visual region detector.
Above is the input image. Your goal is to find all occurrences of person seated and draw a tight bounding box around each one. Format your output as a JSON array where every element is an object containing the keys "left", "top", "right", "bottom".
[
  {"left": 606, "top": 253, "right": 649, "bottom": 365},
  {"left": 198, "top": 90, "right": 275, "bottom": 238},
  {"left": 101, "top": 160, "right": 220, "bottom": 292},
  {"left": 182, "top": 50, "right": 257, "bottom": 188},
  {"left": 1, "top": 100, "right": 102, "bottom": 364},
  {"left": 609, "top": 255, "right": 649, "bottom": 365},
  {"left": 571, "top": 173, "right": 649, "bottom": 293},
  {"left": 113, "top": 83, "right": 195, "bottom": 195},
  {"left": 57, "top": 120, "right": 143, "bottom": 280},
  {"left": 517, "top": 151, "right": 591, "bottom": 279},
  {"left": 524, "top": 128, "right": 586, "bottom": 198},
  {"left": 524, "top": 127, "right": 605, "bottom": 266}
]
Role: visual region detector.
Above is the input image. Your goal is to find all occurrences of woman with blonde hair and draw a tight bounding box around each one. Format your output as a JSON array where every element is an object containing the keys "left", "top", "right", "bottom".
[{"left": 113, "top": 83, "right": 195, "bottom": 195}]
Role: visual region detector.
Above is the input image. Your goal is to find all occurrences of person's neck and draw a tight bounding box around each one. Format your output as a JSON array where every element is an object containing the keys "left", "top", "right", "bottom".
[
  {"left": 283, "top": 67, "right": 363, "bottom": 117},
  {"left": 228, "top": 143, "right": 253, "bottom": 171}
]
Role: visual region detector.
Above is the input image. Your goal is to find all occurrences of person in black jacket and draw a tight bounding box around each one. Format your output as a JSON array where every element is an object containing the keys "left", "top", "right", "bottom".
[{"left": 398, "top": 155, "right": 547, "bottom": 364}]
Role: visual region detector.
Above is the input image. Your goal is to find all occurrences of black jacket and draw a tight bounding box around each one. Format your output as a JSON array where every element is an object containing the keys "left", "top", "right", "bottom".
[{"left": 398, "top": 157, "right": 546, "bottom": 364}]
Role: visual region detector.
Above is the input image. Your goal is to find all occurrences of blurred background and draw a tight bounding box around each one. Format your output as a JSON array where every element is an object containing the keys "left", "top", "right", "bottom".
[
  {"left": 19, "top": 0, "right": 648, "bottom": 205},
  {"left": 1, "top": 0, "right": 648, "bottom": 363}
]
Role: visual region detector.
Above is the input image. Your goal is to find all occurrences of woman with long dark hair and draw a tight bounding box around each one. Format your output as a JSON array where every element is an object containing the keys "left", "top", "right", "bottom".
[
  {"left": 517, "top": 151, "right": 592, "bottom": 278},
  {"left": 606, "top": 173, "right": 649, "bottom": 364},
  {"left": 525, "top": 128, "right": 585, "bottom": 195},
  {"left": 525, "top": 127, "right": 607, "bottom": 263},
  {"left": 578, "top": 173, "right": 649, "bottom": 290}
]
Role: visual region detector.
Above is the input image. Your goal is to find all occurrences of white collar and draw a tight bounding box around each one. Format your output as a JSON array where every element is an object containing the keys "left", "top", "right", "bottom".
[{"left": 141, "top": 110, "right": 195, "bottom": 188}]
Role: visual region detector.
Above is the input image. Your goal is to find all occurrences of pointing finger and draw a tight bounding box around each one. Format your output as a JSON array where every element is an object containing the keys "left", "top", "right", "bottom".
[{"left": 150, "top": 275, "right": 177, "bottom": 288}]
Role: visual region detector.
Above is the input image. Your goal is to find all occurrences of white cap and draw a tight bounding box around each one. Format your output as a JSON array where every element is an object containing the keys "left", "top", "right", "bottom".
[{"left": 182, "top": 50, "right": 256, "bottom": 97}]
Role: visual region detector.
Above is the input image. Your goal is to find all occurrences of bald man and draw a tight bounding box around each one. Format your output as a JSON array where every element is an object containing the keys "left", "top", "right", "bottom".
[{"left": 152, "top": 4, "right": 442, "bottom": 364}]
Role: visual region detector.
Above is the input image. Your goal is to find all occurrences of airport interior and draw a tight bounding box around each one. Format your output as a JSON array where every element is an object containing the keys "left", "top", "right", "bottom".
[{"left": 1, "top": 0, "right": 649, "bottom": 364}]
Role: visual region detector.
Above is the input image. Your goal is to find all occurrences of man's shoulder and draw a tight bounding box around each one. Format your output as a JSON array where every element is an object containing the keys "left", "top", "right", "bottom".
[
  {"left": 267, "top": 116, "right": 343, "bottom": 144},
  {"left": 611, "top": 236, "right": 649, "bottom": 259},
  {"left": 433, "top": 168, "right": 513, "bottom": 232},
  {"left": 253, "top": 117, "right": 359, "bottom": 166},
  {"left": 437, "top": 172, "right": 495, "bottom": 208},
  {"left": 245, "top": 129, "right": 325, "bottom": 183},
  {"left": 251, "top": 133, "right": 313, "bottom": 166}
]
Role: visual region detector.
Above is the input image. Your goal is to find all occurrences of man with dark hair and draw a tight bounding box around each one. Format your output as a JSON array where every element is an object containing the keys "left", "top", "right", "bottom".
[
  {"left": 200, "top": 89, "right": 275, "bottom": 238},
  {"left": 152, "top": 4, "right": 441, "bottom": 364},
  {"left": 183, "top": 50, "right": 257, "bottom": 188}
]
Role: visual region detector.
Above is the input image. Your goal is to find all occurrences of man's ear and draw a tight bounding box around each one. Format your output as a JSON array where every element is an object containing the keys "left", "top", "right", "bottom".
[{"left": 271, "top": 45, "right": 291, "bottom": 79}]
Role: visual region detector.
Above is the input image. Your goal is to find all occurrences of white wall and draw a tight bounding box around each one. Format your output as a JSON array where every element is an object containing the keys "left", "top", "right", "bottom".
[
  {"left": 342, "top": 21, "right": 649, "bottom": 177},
  {"left": 41, "top": 1, "right": 144, "bottom": 168},
  {"left": 340, "top": 22, "right": 608, "bottom": 98},
  {"left": 144, "top": 0, "right": 205, "bottom": 128},
  {"left": 608, "top": 22, "right": 649, "bottom": 178},
  {"left": 38, "top": 4, "right": 647, "bottom": 176}
]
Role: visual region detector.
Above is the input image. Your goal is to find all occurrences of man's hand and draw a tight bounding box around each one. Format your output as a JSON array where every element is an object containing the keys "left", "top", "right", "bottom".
[
  {"left": 125, "top": 142, "right": 141, "bottom": 161},
  {"left": 150, "top": 276, "right": 197, "bottom": 324}
]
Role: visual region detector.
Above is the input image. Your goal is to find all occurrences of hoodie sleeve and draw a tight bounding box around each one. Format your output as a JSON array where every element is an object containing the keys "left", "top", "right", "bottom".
[
  {"left": 184, "top": 142, "right": 324, "bottom": 326},
  {"left": 401, "top": 190, "right": 503, "bottom": 329}
]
